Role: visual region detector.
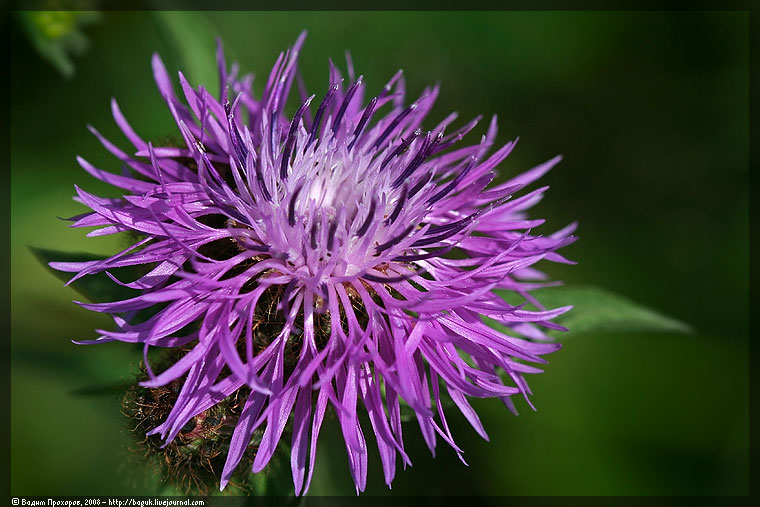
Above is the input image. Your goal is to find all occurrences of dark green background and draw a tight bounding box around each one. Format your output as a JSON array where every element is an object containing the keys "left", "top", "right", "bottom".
[{"left": 10, "top": 11, "right": 748, "bottom": 496}]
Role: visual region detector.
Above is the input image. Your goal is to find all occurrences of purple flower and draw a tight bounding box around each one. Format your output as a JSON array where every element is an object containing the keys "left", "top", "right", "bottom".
[{"left": 53, "top": 32, "right": 576, "bottom": 494}]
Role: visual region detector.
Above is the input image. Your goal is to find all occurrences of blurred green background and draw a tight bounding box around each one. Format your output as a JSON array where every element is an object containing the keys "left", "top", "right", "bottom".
[{"left": 10, "top": 11, "right": 748, "bottom": 496}]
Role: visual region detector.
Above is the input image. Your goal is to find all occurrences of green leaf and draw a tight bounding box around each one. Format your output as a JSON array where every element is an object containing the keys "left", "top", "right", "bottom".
[
  {"left": 31, "top": 246, "right": 148, "bottom": 303},
  {"left": 17, "top": 10, "right": 101, "bottom": 78},
  {"left": 150, "top": 10, "right": 219, "bottom": 94},
  {"left": 496, "top": 284, "right": 692, "bottom": 337},
  {"left": 246, "top": 444, "right": 297, "bottom": 497}
]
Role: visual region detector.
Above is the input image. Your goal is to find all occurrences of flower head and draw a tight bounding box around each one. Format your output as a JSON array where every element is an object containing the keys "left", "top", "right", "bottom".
[{"left": 53, "top": 32, "right": 576, "bottom": 494}]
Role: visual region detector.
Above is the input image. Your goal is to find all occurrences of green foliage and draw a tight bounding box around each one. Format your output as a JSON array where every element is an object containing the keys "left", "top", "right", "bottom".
[
  {"left": 17, "top": 9, "right": 101, "bottom": 78},
  {"left": 151, "top": 10, "right": 219, "bottom": 95},
  {"left": 31, "top": 246, "right": 148, "bottom": 303},
  {"left": 496, "top": 284, "right": 692, "bottom": 337}
]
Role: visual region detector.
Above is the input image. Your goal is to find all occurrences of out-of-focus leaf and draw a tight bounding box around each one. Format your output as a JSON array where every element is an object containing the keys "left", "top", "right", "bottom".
[
  {"left": 17, "top": 9, "right": 101, "bottom": 78},
  {"left": 496, "top": 284, "right": 692, "bottom": 337},
  {"left": 31, "top": 246, "right": 147, "bottom": 303},
  {"left": 246, "top": 441, "right": 297, "bottom": 498},
  {"left": 151, "top": 10, "right": 219, "bottom": 94}
]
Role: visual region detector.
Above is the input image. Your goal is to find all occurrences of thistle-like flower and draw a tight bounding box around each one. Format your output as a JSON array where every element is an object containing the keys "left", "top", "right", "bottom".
[{"left": 53, "top": 32, "right": 576, "bottom": 494}]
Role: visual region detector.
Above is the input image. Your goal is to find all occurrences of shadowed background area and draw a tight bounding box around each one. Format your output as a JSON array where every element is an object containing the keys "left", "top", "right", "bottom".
[{"left": 10, "top": 11, "right": 748, "bottom": 496}]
